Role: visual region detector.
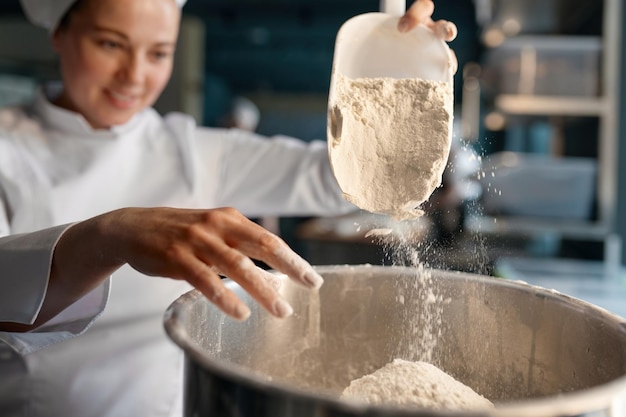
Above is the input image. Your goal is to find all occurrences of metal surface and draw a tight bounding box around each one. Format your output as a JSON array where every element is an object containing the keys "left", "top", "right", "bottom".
[{"left": 164, "top": 265, "right": 626, "bottom": 417}]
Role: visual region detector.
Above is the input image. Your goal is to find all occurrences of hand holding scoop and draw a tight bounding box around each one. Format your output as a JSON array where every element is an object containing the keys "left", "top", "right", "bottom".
[{"left": 327, "top": 0, "right": 457, "bottom": 220}]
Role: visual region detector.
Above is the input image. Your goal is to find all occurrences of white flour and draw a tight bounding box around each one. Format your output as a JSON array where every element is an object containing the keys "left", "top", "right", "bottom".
[
  {"left": 341, "top": 359, "right": 494, "bottom": 410},
  {"left": 329, "top": 74, "right": 453, "bottom": 220}
]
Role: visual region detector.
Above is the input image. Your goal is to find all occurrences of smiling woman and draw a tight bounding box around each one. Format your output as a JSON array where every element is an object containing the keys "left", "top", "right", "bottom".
[{"left": 48, "top": 0, "right": 180, "bottom": 128}]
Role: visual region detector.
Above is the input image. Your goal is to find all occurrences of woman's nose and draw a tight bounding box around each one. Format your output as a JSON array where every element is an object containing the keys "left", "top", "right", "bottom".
[{"left": 119, "top": 54, "right": 145, "bottom": 84}]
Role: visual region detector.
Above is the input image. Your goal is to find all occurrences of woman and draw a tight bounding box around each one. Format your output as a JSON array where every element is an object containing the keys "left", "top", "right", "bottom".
[{"left": 0, "top": 0, "right": 457, "bottom": 415}]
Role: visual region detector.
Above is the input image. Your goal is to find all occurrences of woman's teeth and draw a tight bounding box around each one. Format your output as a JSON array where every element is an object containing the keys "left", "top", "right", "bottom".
[{"left": 110, "top": 91, "right": 134, "bottom": 102}]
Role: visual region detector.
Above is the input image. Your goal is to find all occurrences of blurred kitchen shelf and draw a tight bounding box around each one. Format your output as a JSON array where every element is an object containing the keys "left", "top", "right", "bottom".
[
  {"left": 465, "top": 212, "right": 623, "bottom": 274},
  {"left": 465, "top": 0, "right": 623, "bottom": 269},
  {"left": 466, "top": 215, "right": 611, "bottom": 240},
  {"left": 495, "top": 95, "right": 606, "bottom": 116}
]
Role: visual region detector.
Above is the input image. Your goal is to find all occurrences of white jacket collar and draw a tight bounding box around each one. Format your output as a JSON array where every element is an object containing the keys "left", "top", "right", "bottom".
[{"left": 33, "top": 83, "right": 145, "bottom": 138}]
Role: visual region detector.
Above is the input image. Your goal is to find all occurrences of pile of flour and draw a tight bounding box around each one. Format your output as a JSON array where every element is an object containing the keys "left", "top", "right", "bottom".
[
  {"left": 328, "top": 74, "right": 453, "bottom": 220},
  {"left": 341, "top": 359, "right": 493, "bottom": 410}
]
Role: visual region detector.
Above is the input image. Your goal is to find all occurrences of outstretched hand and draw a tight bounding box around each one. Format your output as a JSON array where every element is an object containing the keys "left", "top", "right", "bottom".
[
  {"left": 101, "top": 207, "right": 322, "bottom": 320},
  {"left": 42, "top": 206, "right": 323, "bottom": 327}
]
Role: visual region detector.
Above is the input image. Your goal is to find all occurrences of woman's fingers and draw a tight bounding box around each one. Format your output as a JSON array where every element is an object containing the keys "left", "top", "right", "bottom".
[
  {"left": 183, "top": 208, "right": 314, "bottom": 319},
  {"left": 198, "top": 234, "right": 295, "bottom": 319},
  {"left": 177, "top": 249, "right": 252, "bottom": 320},
  {"left": 238, "top": 266, "right": 295, "bottom": 318},
  {"left": 398, "top": 0, "right": 458, "bottom": 42},
  {"left": 223, "top": 221, "right": 323, "bottom": 290},
  {"left": 398, "top": 0, "right": 434, "bottom": 33},
  {"left": 396, "top": 0, "right": 459, "bottom": 73},
  {"left": 430, "top": 19, "right": 458, "bottom": 42},
  {"left": 109, "top": 207, "right": 319, "bottom": 321}
]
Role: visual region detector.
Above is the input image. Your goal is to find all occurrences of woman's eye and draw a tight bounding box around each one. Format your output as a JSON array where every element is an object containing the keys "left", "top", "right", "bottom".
[
  {"left": 151, "top": 51, "right": 173, "bottom": 61},
  {"left": 100, "top": 40, "right": 121, "bottom": 50}
]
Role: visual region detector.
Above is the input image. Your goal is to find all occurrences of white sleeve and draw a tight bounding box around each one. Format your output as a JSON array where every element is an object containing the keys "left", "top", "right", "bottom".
[
  {"left": 195, "top": 127, "right": 355, "bottom": 217},
  {"left": 0, "top": 224, "right": 110, "bottom": 355}
]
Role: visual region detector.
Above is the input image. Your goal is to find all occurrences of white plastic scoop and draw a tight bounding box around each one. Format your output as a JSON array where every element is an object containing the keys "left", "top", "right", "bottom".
[
  {"left": 327, "top": 1, "right": 455, "bottom": 220},
  {"left": 380, "top": 0, "right": 406, "bottom": 17}
]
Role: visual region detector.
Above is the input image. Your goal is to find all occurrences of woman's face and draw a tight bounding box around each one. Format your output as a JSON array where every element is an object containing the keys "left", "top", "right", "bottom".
[{"left": 52, "top": 0, "right": 180, "bottom": 129}]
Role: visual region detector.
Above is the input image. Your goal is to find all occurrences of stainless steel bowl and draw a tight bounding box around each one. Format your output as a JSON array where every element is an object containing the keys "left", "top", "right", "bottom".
[{"left": 164, "top": 265, "right": 626, "bottom": 416}]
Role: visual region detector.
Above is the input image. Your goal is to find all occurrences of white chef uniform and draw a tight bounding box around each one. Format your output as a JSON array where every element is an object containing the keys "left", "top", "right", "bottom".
[{"left": 0, "top": 84, "right": 352, "bottom": 417}]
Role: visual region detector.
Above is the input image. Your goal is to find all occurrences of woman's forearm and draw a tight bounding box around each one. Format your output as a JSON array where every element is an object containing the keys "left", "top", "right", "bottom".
[
  {"left": 1, "top": 206, "right": 325, "bottom": 332},
  {"left": 0, "top": 214, "right": 123, "bottom": 332}
]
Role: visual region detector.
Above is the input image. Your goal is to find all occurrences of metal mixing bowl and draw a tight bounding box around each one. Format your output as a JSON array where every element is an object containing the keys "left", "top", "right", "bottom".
[{"left": 163, "top": 265, "right": 626, "bottom": 416}]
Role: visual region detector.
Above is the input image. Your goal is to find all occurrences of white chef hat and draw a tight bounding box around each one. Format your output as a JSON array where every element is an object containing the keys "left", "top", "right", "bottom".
[{"left": 20, "top": 0, "right": 188, "bottom": 31}]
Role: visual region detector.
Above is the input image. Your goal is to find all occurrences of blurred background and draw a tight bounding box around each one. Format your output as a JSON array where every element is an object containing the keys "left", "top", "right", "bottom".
[{"left": 1, "top": 0, "right": 626, "bottom": 314}]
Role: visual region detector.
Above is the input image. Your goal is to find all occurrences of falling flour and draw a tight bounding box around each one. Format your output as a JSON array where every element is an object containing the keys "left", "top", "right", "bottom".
[
  {"left": 341, "top": 359, "right": 494, "bottom": 410},
  {"left": 328, "top": 75, "right": 468, "bottom": 410},
  {"left": 328, "top": 74, "right": 453, "bottom": 220}
]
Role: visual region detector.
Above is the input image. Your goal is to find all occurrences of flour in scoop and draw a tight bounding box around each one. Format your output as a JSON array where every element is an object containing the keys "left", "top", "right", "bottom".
[
  {"left": 329, "top": 74, "right": 453, "bottom": 220},
  {"left": 341, "top": 359, "right": 494, "bottom": 410}
]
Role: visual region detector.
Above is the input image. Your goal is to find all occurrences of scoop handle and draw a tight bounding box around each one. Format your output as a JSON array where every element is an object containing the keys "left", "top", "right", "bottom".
[{"left": 380, "top": 0, "right": 406, "bottom": 16}]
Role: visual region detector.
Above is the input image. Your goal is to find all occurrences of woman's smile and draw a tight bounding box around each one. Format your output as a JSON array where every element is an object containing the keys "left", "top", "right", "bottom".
[{"left": 105, "top": 89, "right": 141, "bottom": 110}]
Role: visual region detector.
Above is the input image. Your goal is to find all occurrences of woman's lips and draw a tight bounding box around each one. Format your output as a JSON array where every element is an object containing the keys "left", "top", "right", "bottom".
[{"left": 106, "top": 89, "right": 140, "bottom": 109}]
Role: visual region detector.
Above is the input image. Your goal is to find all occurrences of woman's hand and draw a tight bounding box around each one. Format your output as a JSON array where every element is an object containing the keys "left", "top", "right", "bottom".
[
  {"left": 398, "top": 0, "right": 458, "bottom": 73},
  {"left": 53, "top": 207, "right": 322, "bottom": 323},
  {"left": 398, "top": 0, "right": 458, "bottom": 41}
]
